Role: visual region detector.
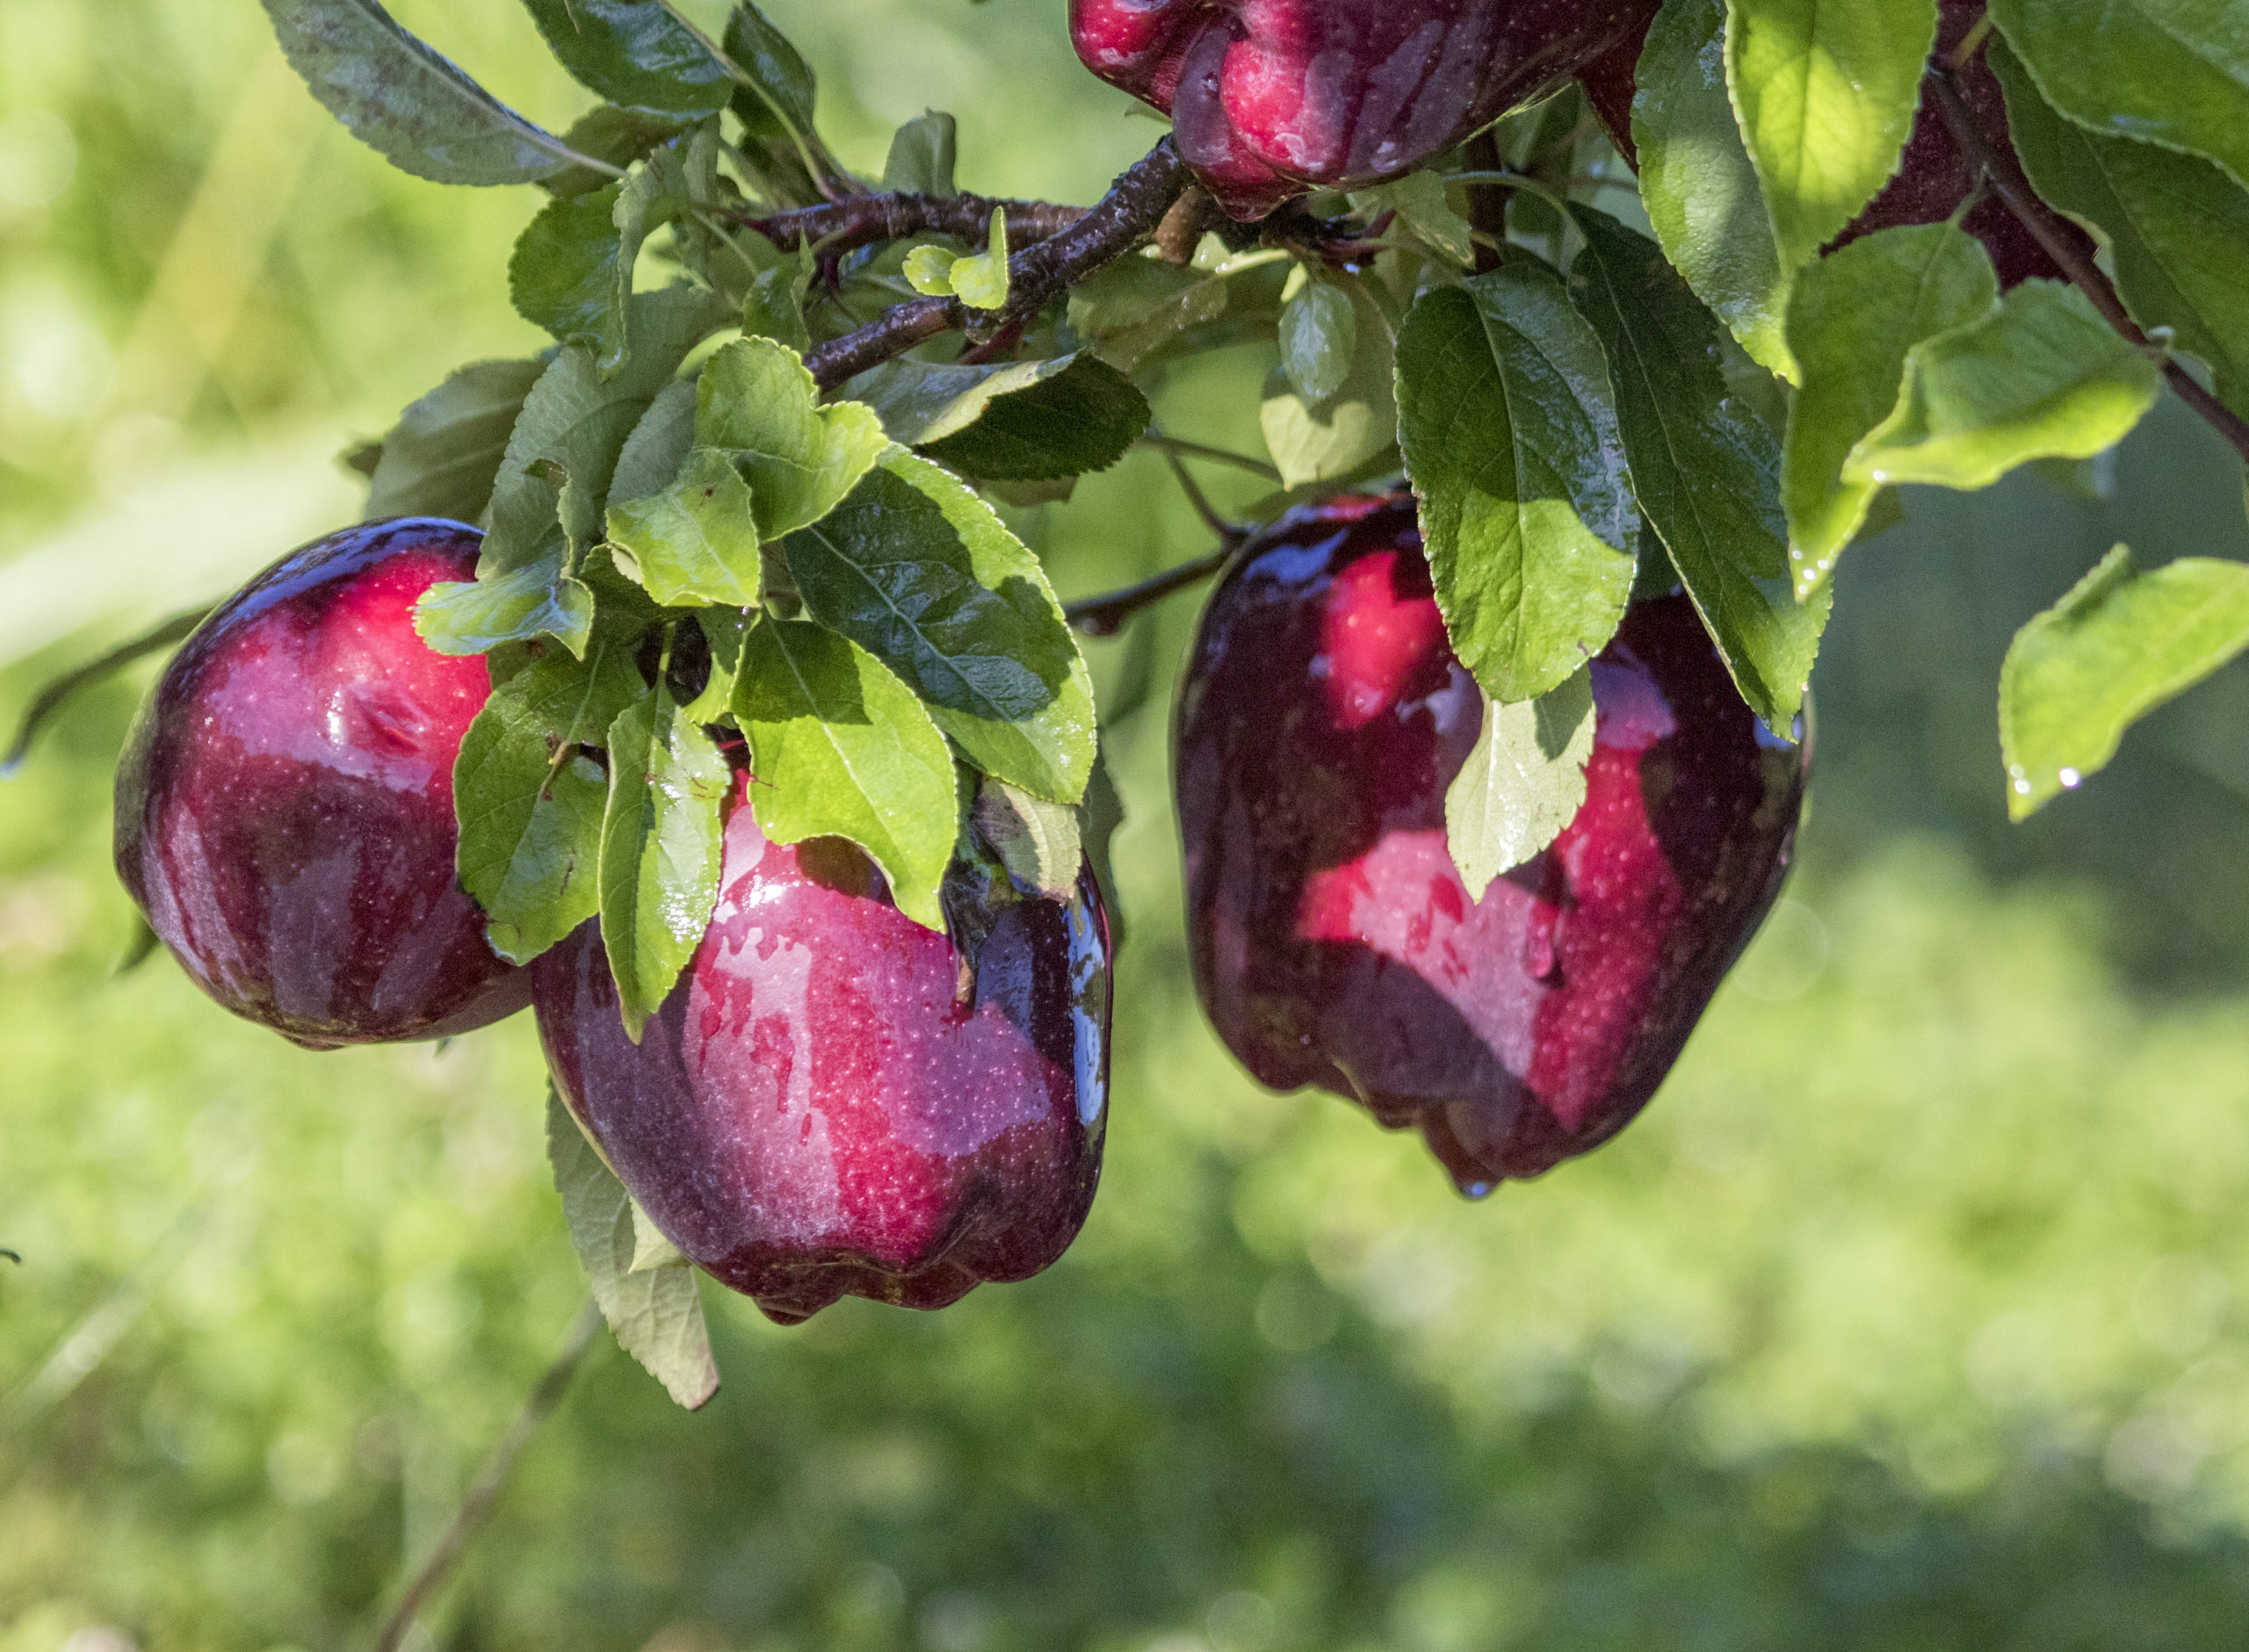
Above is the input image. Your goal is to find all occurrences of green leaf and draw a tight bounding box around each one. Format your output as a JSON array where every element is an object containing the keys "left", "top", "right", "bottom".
[
  {"left": 785, "top": 450, "right": 1097, "bottom": 802},
  {"left": 454, "top": 638, "right": 643, "bottom": 964},
  {"left": 724, "top": 2, "right": 819, "bottom": 145},
  {"left": 683, "top": 606, "right": 750, "bottom": 723},
  {"left": 510, "top": 184, "right": 629, "bottom": 364},
  {"left": 546, "top": 1086, "right": 719, "bottom": 1410},
  {"left": 948, "top": 209, "right": 1012, "bottom": 312},
  {"left": 973, "top": 777, "right": 1082, "bottom": 901},
  {"left": 1396, "top": 264, "right": 1636, "bottom": 703},
  {"left": 1992, "top": 37, "right": 2249, "bottom": 415},
  {"left": 1845, "top": 279, "right": 2161, "bottom": 490},
  {"left": 903, "top": 243, "right": 962, "bottom": 296},
  {"left": 695, "top": 336, "right": 889, "bottom": 539},
  {"left": 1080, "top": 747, "right": 1127, "bottom": 952},
  {"left": 1725, "top": 0, "right": 1937, "bottom": 271},
  {"left": 1356, "top": 171, "right": 1476, "bottom": 268},
  {"left": 1990, "top": 0, "right": 2249, "bottom": 191},
  {"left": 259, "top": 0, "right": 601, "bottom": 185},
  {"left": 1783, "top": 223, "right": 1999, "bottom": 591},
  {"left": 730, "top": 617, "right": 959, "bottom": 931},
  {"left": 1261, "top": 273, "right": 1398, "bottom": 490},
  {"left": 519, "top": 0, "right": 734, "bottom": 120},
  {"left": 598, "top": 676, "right": 731, "bottom": 1038},
  {"left": 2000, "top": 545, "right": 2249, "bottom": 818},
  {"left": 418, "top": 559, "right": 597, "bottom": 658},
  {"left": 605, "top": 447, "right": 765, "bottom": 607},
  {"left": 1279, "top": 272, "right": 1357, "bottom": 405},
  {"left": 847, "top": 354, "right": 1151, "bottom": 483},
  {"left": 365, "top": 358, "right": 546, "bottom": 523},
  {"left": 545, "top": 105, "right": 695, "bottom": 198},
  {"left": 1637, "top": 0, "right": 1797, "bottom": 379},
  {"left": 884, "top": 112, "right": 958, "bottom": 196},
  {"left": 1568, "top": 206, "right": 1826, "bottom": 732},
  {"left": 606, "top": 379, "right": 699, "bottom": 506},
  {"left": 1444, "top": 667, "right": 1597, "bottom": 896},
  {"left": 742, "top": 245, "right": 814, "bottom": 353},
  {"left": 484, "top": 285, "right": 734, "bottom": 579},
  {"left": 1067, "top": 258, "right": 1234, "bottom": 377}
]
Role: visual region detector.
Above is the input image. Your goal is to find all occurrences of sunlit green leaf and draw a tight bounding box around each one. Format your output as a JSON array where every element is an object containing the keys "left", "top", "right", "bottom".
[
  {"left": 417, "top": 559, "right": 596, "bottom": 657},
  {"left": 1444, "top": 668, "right": 1596, "bottom": 896},
  {"left": 1397, "top": 263, "right": 1636, "bottom": 703},
  {"left": 1261, "top": 273, "right": 1397, "bottom": 490},
  {"left": 605, "top": 447, "right": 765, "bottom": 607},
  {"left": 730, "top": 617, "right": 958, "bottom": 932},
  {"left": 2000, "top": 545, "right": 2249, "bottom": 818},
  {"left": 1279, "top": 273, "right": 1356, "bottom": 405},
  {"left": 695, "top": 336, "right": 889, "bottom": 539},
  {"left": 973, "top": 777, "right": 1082, "bottom": 901}
]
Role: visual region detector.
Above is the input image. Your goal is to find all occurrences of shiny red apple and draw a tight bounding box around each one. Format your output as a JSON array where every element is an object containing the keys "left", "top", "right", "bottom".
[
  {"left": 114, "top": 518, "right": 529, "bottom": 1049},
  {"left": 534, "top": 783, "right": 1112, "bottom": 1325},
  {"left": 1175, "top": 494, "right": 1807, "bottom": 1193},
  {"left": 1580, "top": 0, "right": 2086, "bottom": 288},
  {"left": 1071, "top": 0, "right": 1661, "bottom": 217}
]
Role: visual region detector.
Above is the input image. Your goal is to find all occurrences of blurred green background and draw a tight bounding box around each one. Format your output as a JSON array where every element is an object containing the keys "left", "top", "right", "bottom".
[{"left": 10, "top": 2, "right": 2249, "bottom": 1648}]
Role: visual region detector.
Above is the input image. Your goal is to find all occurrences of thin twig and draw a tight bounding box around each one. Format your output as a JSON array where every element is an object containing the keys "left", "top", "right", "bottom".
[
  {"left": 1137, "top": 434, "right": 1282, "bottom": 481},
  {"left": 1927, "top": 69, "right": 2249, "bottom": 468},
  {"left": 373, "top": 1302, "right": 603, "bottom": 1652},
  {"left": 3, "top": 607, "right": 213, "bottom": 778},
  {"left": 804, "top": 140, "right": 1191, "bottom": 393},
  {"left": 1156, "top": 447, "right": 1240, "bottom": 545},
  {"left": 1067, "top": 542, "right": 1240, "bottom": 638}
]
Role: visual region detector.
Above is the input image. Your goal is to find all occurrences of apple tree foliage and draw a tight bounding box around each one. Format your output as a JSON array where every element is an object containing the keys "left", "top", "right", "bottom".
[{"left": 21, "top": 0, "right": 2249, "bottom": 1402}]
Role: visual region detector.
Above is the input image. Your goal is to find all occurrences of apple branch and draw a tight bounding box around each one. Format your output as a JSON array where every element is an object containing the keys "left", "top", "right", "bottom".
[
  {"left": 738, "top": 193, "right": 1087, "bottom": 263},
  {"left": 373, "top": 1302, "right": 602, "bottom": 1652},
  {"left": 1067, "top": 543, "right": 1239, "bottom": 638},
  {"left": 805, "top": 139, "right": 1192, "bottom": 393},
  {"left": 1927, "top": 70, "right": 2249, "bottom": 469}
]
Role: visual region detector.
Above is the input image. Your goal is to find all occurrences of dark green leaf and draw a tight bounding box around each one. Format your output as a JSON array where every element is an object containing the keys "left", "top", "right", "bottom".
[
  {"left": 1354, "top": 171, "right": 1475, "bottom": 269},
  {"left": 366, "top": 358, "right": 546, "bottom": 524},
  {"left": 260, "top": 0, "right": 603, "bottom": 185},
  {"left": 2, "top": 609, "right": 211, "bottom": 780},
  {"left": 1397, "top": 264, "right": 1636, "bottom": 704},
  {"left": 883, "top": 112, "right": 958, "bottom": 196},
  {"left": 1444, "top": 668, "right": 1596, "bottom": 896},
  {"left": 730, "top": 617, "right": 958, "bottom": 931},
  {"left": 1080, "top": 747, "right": 1127, "bottom": 954},
  {"left": 1636, "top": 0, "right": 1796, "bottom": 379},
  {"left": 599, "top": 676, "right": 731, "bottom": 1038},
  {"left": 1991, "top": 0, "right": 2249, "bottom": 191},
  {"left": 683, "top": 607, "right": 749, "bottom": 723},
  {"left": 845, "top": 353, "right": 1150, "bottom": 482},
  {"left": 695, "top": 336, "right": 889, "bottom": 537},
  {"left": 520, "top": 0, "right": 734, "bottom": 119},
  {"left": 1783, "top": 224, "right": 1999, "bottom": 590},
  {"left": 785, "top": 451, "right": 1097, "bottom": 803},
  {"left": 606, "top": 447, "right": 765, "bottom": 607},
  {"left": 1278, "top": 274, "right": 1356, "bottom": 405},
  {"left": 606, "top": 379, "right": 699, "bottom": 505},
  {"left": 1260, "top": 272, "right": 1397, "bottom": 490},
  {"left": 1992, "top": 38, "right": 2249, "bottom": 415},
  {"left": 724, "top": 3, "right": 818, "bottom": 146},
  {"left": 1067, "top": 259, "right": 1233, "bottom": 377},
  {"left": 1844, "top": 279, "right": 2161, "bottom": 490},
  {"left": 1725, "top": 0, "right": 1938, "bottom": 271},
  {"left": 546, "top": 1086, "right": 719, "bottom": 1410},
  {"left": 2000, "top": 545, "right": 2249, "bottom": 818},
  {"left": 742, "top": 246, "right": 814, "bottom": 353},
  {"left": 1568, "top": 206, "right": 1826, "bottom": 732},
  {"left": 546, "top": 105, "right": 694, "bottom": 198},
  {"left": 511, "top": 184, "right": 629, "bottom": 363}
]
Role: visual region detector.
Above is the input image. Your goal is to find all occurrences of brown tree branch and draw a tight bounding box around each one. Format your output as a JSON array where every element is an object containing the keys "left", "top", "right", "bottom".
[
  {"left": 1066, "top": 545, "right": 1239, "bottom": 638},
  {"left": 804, "top": 140, "right": 1193, "bottom": 393},
  {"left": 737, "top": 192, "right": 1086, "bottom": 260},
  {"left": 1927, "top": 69, "right": 2249, "bottom": 468},
  {"left": 373, "top": 1302, "right": 602, "bottom": 1652}
]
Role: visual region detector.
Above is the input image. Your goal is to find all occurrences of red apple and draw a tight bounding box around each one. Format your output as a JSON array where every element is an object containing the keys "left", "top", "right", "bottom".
[
  {"left": 1175, "top": 495, "right": 1807, "bottom": 1193},
  {"left": 114, "top": 519, "right": 529, "bottom": 1049},
  {"left": 1071, "top": 0, "right": 1661, "bottom": 217},
  {"left": 534, "top": 784, "right": 1112, "bottom": 1324},
  {"left": 1580, "top": 0, "right": 2086, "bottom": 288}
]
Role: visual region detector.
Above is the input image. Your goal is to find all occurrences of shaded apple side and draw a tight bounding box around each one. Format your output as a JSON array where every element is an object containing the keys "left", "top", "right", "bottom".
[
  {"left": 1578, "top": 0, "right": 2088, "bottom": 289},
  {"left": 1072, "top": 0, "right": 1661, "bottom": 217},
  {"left": 1175, "top": 495, "right": 1809, "bottom": 1194},
  {"left": 535, "top": 785, "right": 1114, "bottom": 1326},
  {"left": 113, "top": 518, "right": 530, "bottom": 1050}
]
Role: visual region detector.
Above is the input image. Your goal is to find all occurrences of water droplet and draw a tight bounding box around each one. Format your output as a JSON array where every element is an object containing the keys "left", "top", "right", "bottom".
[{"left": 2058, "top": 767, "right": 2081, "bottom": 789}]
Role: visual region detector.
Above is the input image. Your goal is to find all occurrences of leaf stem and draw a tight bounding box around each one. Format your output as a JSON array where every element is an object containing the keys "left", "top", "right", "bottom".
[
  {"left": 1137, "top": 434, "right": 1282, "bottom": 481},
  {"left": 1067, "top": 539, "right": 1241, "bottom": 638},
  {"left": 803, "top": 140, "right": 1192, "bottom": 393},
  {"left": 372, "top": 1301, "right": 602, "bottom": 1652},
  {"left": 1927, "top": 69, "right": 2249, "bottom": 468}
]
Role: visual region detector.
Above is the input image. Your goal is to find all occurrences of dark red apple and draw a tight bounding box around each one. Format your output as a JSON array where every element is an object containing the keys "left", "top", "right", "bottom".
[
  {"left": 114, "top": 518, "right": 530, "bottom": 1049},
  {"left": 1580, "top": 0, "right": 2086, "bottom": 288},
  {"left": 1071, "top": 0, "right": 1661, "bottom": 218},
  {"left": 1175, "top": 495, "right": 1807, "bottom": 1193},
  {"left": 534, "top": 783, "right": 1112, "bottom": 1325}
]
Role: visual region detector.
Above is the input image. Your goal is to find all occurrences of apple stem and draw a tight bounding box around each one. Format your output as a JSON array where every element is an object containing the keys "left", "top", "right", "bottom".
[
  {"left": 1927, "top": 70, "right": 2249, "bottom": 469},
  {"left": 372, "top": 1300, "right": 603, "bottom": 1652},
  {"left": 805, "top": 140, "right": 1192, "bottom": 393}
]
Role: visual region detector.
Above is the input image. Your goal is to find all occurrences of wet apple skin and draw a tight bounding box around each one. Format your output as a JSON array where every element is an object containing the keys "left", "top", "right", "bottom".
[
  {"left": 1175, "top": 495, "right": 1808, "bottom": 1192},
  {"left": 1071, "top": 0, "right": 1660, "bottom": 216},
  {"left": 114, "top": 518, "right": 530, "bottom": 1050},
  {"left": 535, "top": 784, "right": 1113, "bottom": 1325}
]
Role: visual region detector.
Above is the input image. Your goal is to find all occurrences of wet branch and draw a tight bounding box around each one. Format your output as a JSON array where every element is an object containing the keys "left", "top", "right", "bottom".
[
  {"left": 1927, "top": 69, "right": 2249, "bottom": 469},
  {"left": 738, "top": 192, "right": 1086, "bottom": 262}
]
